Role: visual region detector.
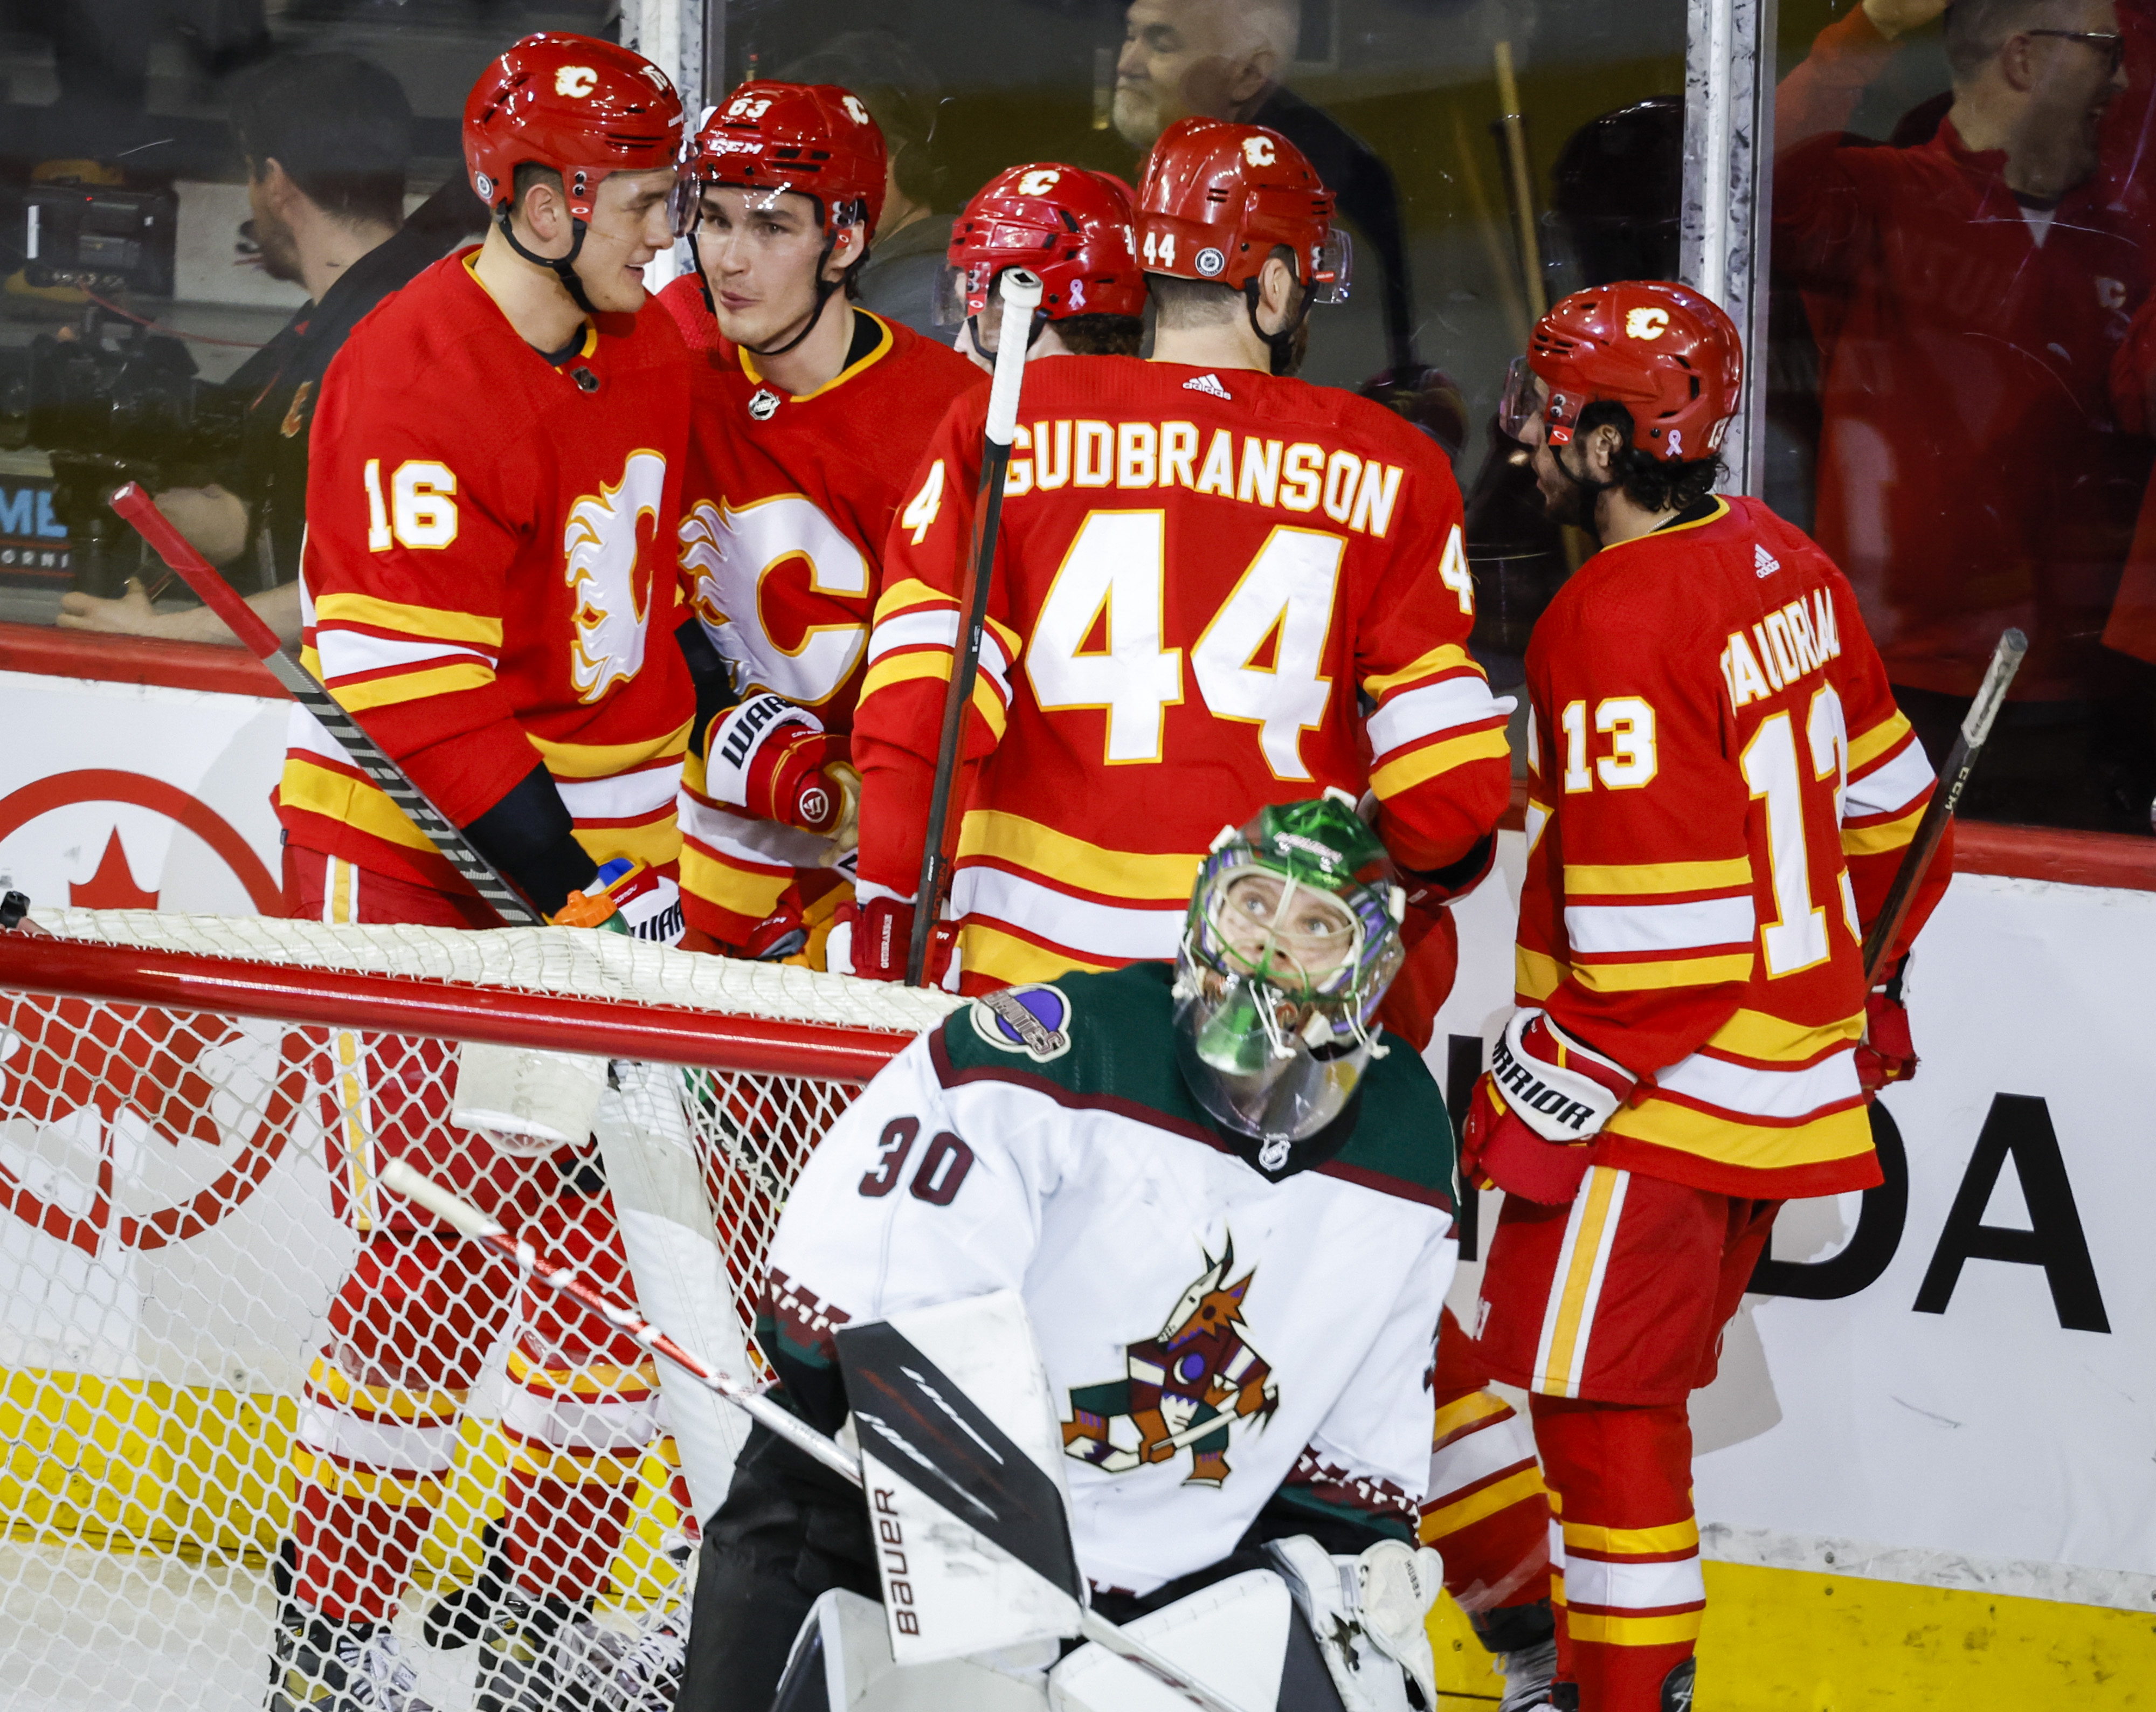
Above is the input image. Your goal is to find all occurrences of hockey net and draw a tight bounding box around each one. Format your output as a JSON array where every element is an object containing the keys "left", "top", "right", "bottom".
[{"left": 0, "top": 908, "right": 960, "bottom": 1712}]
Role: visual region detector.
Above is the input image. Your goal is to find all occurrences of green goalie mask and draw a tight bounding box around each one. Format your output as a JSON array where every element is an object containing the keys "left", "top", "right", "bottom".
[{"left": 1173, "top": 791, "right": 1407, "bottom": 1161}]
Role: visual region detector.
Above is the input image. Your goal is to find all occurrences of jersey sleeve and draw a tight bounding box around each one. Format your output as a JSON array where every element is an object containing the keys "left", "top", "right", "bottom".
[
  {"left": 1273, "top": 1217, "right": 1453, "bottom": 1547},
  {"left": 1355, "top": 451, "right": 1514, "bottom": 874},
  {"left": 851, "top": 398, "right": 1022, "bottom": 898},
  {"left": 760, "top": 1027, "right": 1053, "bottom": 1406},
  {"left": 302, "top": 351, "right": 548, "bottom": 831},
  {"left": 1527, "top": 610, "right": 1759, "bottom": 1078},
  {"left": 1826, "top": 571, "right": 1953, "bottom": 968}
]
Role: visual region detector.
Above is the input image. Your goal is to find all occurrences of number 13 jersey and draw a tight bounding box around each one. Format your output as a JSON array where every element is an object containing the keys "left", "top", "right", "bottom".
[
  {"left": 852, "top": 356, "right": 1514, "bottom": 992},
  {"left": 1516, "top": 495, "right": 1951, "bottom": 1199}
]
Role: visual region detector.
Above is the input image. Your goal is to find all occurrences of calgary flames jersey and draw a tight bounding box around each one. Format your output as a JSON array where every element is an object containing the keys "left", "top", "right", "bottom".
[
  {"left": 657, "top": 277, "right": 983, "bottom": 945},
  {"left": 1518, "top": 495, "right": 1951, "bottom": 1199},
  {"left": 280, "top": 251, "right": 693, "bottom": 895},
  {"left": 852, "top": 356, "right": 1512, "bottom": 992}
]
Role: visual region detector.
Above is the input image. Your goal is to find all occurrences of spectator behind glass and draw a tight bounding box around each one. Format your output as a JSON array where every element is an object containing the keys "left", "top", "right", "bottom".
[
  {"left": 57, "top": 52, "right": 482, "bottom": 648},
  {"left": 1773, "top": 0, "right": 2154, "bottom": 831},
  {"left": 778, "top": 32, "right": 951, "bottom": 337},
  {"left": 1111, "top": 0, "right": 1425, "bottom": 392}
]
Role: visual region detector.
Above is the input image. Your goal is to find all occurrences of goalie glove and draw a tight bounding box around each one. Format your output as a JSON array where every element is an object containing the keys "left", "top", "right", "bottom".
[
  {"left": 827, "top": 882, "right": 958, "bottom": 988},
  {"left": 1355, "top": 1539, "right": 1445, "bottom": 1712},
  {"left": 1461, "top": 1009, "right": 1634, "bottom": 1206},
  {"left": 550, "top": 859, "right": 685, "bottom": 946},
  {"left": 704, "top": 693, "right": 855, "bottom": 837}
]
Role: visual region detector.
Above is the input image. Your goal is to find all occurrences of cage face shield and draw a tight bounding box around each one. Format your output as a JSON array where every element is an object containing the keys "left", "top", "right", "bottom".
[{"left": 1173, "top": 795, "right": 1405, "bottom": 1161}]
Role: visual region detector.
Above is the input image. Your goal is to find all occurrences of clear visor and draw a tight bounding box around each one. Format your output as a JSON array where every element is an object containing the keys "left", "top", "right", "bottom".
[
  {"left": 671, "top": 174, "right": 831, "bottom": 240},
  {"left": 1207, "top": 869, "right": 1360, "bottom": 997},
  {"left": 1309, "top": 226, "right": 1352, "bottom": 306},
  {"left": 930, "top": 260, "right": 972, "bottom": 329},
  {"left": 1498, "top": 355, "right": 1547, "bottom": 441}
]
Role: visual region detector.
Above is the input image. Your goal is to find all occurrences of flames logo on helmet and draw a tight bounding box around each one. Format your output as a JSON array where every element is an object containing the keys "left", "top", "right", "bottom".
[{"left": 556, "top": 65, "right": 597, "bottom": 98}]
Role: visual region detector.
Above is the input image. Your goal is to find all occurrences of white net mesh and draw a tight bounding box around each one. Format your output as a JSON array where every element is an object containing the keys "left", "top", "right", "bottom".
[{"left": 1, "top": 909, "right": 958, "bottom": 1711}]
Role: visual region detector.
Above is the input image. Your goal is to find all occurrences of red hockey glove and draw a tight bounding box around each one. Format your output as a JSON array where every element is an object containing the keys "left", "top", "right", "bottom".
[
  {"left": 828, "top": 887, "right": 957, "bottom": 986},
  {"left": 704, "top": 693, "right": 854, "bottom": 836},
  {"left": 550, "top": 859, "right": 685, "bottom": 946},
  {"left": 1459, "top": 1010, "right": 1634, "bottom": 1206},
  {"left": 1855, "top": 988, "right": 1918, "bottom": 1092}
]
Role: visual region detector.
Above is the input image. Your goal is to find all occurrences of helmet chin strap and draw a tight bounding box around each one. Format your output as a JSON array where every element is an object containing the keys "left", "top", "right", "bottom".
[
  {"left": 1548, "top": 435, "right": 1615, "bottom": 543},
  {"left": 741, "top": 226, "right": 853, "bottom": 360},
  {"left": 1243, "top": 273, "right": 1316, "bottom": 376},
  {"left": 966, "top": 306, "right": 1049, "bottom": 364},
  {"left": 495, "top": 208, "right": 597, "bottom": 316}
]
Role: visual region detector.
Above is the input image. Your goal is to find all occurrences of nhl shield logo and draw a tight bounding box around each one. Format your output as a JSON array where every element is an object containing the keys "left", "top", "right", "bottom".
[
  {"left": 970, "top": 984, "right": 1072, "bottom": 1061},
  {"left": 748, "top": 388, "right": 782, "bottom": 422},
  {"left": 1195, "top": 246, "right": 1226, "bottom": 278}
]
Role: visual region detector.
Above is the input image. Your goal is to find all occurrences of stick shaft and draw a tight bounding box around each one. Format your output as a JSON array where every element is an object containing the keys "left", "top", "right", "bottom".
[
  {"left": 109, "top": 482, "right": 542, "bottom": 926},
  {"left": 1860, "top": 627, "right": 2027, "bottom": 983}
]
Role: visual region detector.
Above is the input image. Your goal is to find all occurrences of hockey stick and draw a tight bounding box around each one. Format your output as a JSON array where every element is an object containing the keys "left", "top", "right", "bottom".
[
  {"left": 908, "top": 267, "right": 1045, "bottom": 987},
  {"left": 1860, "top": 626, "right": 2026, "bottom": 985},
  {"left": 379, "top": 1158, "right": 1253, "bottom": 1712},
  {"left": 108, "top": 482, "right": 542, "bottom": 926}
]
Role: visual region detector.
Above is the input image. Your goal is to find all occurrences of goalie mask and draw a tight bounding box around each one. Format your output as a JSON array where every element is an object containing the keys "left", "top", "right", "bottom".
[{"left": 1174, "top": 792, "right": 1405, "bottom": 1163}]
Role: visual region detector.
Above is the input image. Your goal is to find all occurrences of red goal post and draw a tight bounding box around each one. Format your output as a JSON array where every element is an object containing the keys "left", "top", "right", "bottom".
[{"left": 0, "top": 908, "right": 956, "bottom": 1711}]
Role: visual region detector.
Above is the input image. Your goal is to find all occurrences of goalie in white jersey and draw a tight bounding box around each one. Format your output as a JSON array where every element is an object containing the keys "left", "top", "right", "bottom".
[{"left": 679, "top": 794, "right": 1461, "bottom": 1707}]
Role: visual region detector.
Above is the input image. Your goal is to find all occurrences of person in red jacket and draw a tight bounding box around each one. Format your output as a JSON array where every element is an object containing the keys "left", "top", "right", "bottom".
[
  {"left": 1468, "top": 283, "right": 1954, "bottom": 1712},
  {"left": 657, "top": 83, "right": 984, "bottom": 960},
  {"left": 1771, "top": 0, "right": 2151, "bottom": 827},
  {"left": 267, "top": 36, "right": 695, "bottom": 1712}
]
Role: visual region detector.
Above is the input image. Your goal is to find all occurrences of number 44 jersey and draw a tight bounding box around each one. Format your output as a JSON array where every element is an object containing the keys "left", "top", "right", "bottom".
[
  {"left": 761, "top": 962, "right": 1460, "bottom": 1599},
  {"left": 1517, "top": 495, "right": 1953, "bottom": 1200},
  {"left": 853, "top": 356, "right": 1515, "bottom": 992}
]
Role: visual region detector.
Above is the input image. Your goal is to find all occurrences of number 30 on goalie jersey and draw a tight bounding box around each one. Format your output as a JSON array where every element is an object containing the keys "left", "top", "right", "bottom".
[{"left": 851, "top": 359, "right": 1513, "bottom": 939}]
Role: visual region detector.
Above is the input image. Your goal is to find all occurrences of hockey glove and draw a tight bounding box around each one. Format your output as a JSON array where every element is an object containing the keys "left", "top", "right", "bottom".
[
  {"left": 550, "top": 859, "right": 686, "bottom": 947},
  {"left": 1855, "top": 960, "right": 1919, "bottom": 1092},
  {"left": 827, "top": 884, "right": 958, "bottom": 987},
  {"left": 704, "top": 693, "right": 855, "bottom": 837},
  {"left": 1460, "top": 1009, "right": 1634, "bottom": 1206}
]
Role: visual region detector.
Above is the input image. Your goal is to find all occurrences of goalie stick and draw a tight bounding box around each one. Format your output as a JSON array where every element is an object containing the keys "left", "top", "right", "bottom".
[
  {"left": 1860, "top": 626, "right": 2026, "bottom": 984},
  {"left": 107, "top": 482, "right": 543, "bottom": 927},
  {"left": 379, "top": 1158, "right": 1253, "bottom": 1712},
  {"left": 909, "top": 267, "right": 1046, "bottom": 987}
]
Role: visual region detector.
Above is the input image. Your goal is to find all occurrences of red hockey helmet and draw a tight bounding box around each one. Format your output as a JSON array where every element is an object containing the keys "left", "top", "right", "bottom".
[
  {"left": 677, "top": 81, "right": 887, "bottom": 236},
  {"left": 464, "top": 33, "right": 683, "bottom": 223},
  {"left": 935, "top": 163, "right": 1145, "bottom": 328},
  {"left": 1516, "top": 281, "right": 1743, "bottom": 463},
  {"left": 1135, "top": 118, "right": 1348, "bottom": 303}
]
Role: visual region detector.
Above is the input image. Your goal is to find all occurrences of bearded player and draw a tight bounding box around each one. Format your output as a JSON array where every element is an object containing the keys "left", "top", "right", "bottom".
[
  {"left": 840, "top": 116, "right": 1557, "bottom": 1705},
  {"left": 654, "top": 84, "right": 982, "bottom": 962},
  {"left": 682, "top": 797, "right": 1458, "bottom": 1710},
  {"left": 268, "top": 36, "right": 697, "bottom": 1712},
  {"left": 1466, "top": 283, "right": 1953, "bottom": 1712}
]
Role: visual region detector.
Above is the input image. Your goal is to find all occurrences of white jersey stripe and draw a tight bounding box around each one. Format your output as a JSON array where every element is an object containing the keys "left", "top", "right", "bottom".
[
  {"left": 1656, "top": 1045, "right": 1862, "bottom": 1119},
  {"left": 1366, "top": 674, "right": 1511, "bottom": 759},
  {"left": 1560, "top": 1552, "right": 1705, "bottom": 1612},
  {"left": 554, "top": 763, "right": 683, "bottom": 824},
  {"left": 295, "top": 1400, "right": 458, "bottom": 1474},
  {"left": 1564, "top": 896, "right": 1756, "bottom": 956},
  {"left": 1844, "top": 737, "right": 1935, "bottom": 820},
  {"left": 950, "top": 864, "right": 1185, "bottom": 963}
]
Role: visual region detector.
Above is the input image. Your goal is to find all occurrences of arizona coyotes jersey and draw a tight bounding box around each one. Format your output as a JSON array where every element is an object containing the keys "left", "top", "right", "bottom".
[
  {"left": 853, "top": 357, "right": 1512, "bottom": 992},
  {"left": 281, "top": 251, "right": 693, "bottom": 894},
  {"left": 657, "top": 278, "right": 983, "bottom": 945},
  {"left": 1518, "top": 495, "right": 1951, "bottom": 1199},
  {"left": 762, "top": 963, "right": 1458, "bottom": 1597}
]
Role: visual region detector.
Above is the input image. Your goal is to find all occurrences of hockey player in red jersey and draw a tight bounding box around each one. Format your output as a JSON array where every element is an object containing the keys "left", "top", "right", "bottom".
[
  {"left": 844, "top": 115, "right": 1512, "bottom": 989},
  {"left": 1467, "top": 282, "right": 1954, "bottom": 1711},
  {"left": 654, "top": 83, "right": 984, "bottom": 959},
  {"left": 840, "top": 115, "right": 1556, "bottom": 1704},
  {"left": 267, "top": 36, "right": 696, "bottom": 1712}
]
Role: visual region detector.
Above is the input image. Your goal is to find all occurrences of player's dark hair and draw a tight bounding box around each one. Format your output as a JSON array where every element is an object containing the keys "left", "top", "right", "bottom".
[
  {"left": 230, "top": 52, "right": 411, "bottom": 229},
  {"left": 1148, "top": 273, "right": 1240, "bottom": 327},
  {"left": 1574, "top": 399, "right": 1725, "bottom": 514},
  {"left": 512, "top": 161, "right": 566, "bottom": 211},
  {"left": 1055, "top": 313, "right": 1145, "bottom": 356},
  {"left": 780, "top": 32, "right": 946, "bottom": 211}
]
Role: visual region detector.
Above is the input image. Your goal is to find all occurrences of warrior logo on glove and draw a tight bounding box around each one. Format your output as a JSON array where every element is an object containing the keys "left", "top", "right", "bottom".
[{"left": 1062, "top": 1234, "right": 1280, "bottom": 1487}]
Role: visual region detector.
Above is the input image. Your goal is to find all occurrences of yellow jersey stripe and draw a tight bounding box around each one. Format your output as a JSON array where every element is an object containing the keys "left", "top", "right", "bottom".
[
  {"left": 1563, "top": 1515, "right": 1699, "bottom": 1554},
  {"left": 292, "top": 1445, "right": 444, "bottom": 1508},
  {"left": 1842, "top": 802, "right": 1925, "bottom": 856},
  {"left": 1432, "top": 1389, "right": 1515, "bottom": 1445},
  {"left": 1605, "top": 1096, "right": 1871, "bottom": 1170},
  {"left": 873, "top": 577, "right": 959, "bottom": 624},
  {"left": 1706, "top": 1007, "right": 1866, "bottom": 1064},
  {"left": 1369, "top": 726, "right": 1511, "bottom": 798},
  {"left": 315, "top": 592, "right": 503, "bottom": 647},
  {"left": 507, "top": 1440, "right": 645, "bottom": 1486},
  {"left": 1538, "top": 1167, "right": 1623, "bottom": 1395},
  {"left": 1418, "top": 1466, "right": 1547, "bottom": 1542},
  {"left": 957, "top": 921, "right": 1115, "bottom": 988},
  {"left": 307, "top": 1357, "right": 465, "bottom": 1423},
  {"left": 1563, "top": 857, "right": 1753, "bottom": 896},
  {"left": 506, "top": 1349, "right": 657, "bottom": 1396},
  {"left": 1847, "top": 709, "right": 1914, "bottom": 771},
  {"left": 1516, "top": 945, "right": 1566, "bottom": 1002},
  {"left": 528, "top": 719, "right": 693, "bottom": 779},
  {"left": 956, "top": 810, "right": 1203, "bottom": 901},
  {"left": 1572, "top": 952, "right": 1755, "bottom": 992},
  {"left": 680, "top": 841, "right": 794, "bottom": 920},
  {"left": 331, "top": 660, "right": 494, "bottom": 712},
  {"left": 861, "top": 649, "right": 950, "bottom": 702},
  {"left": 1563, "top": 1611, "right": 1704, "bottom": 1646},
  {"left": 1363, "top": 643, "right": 1477, "bottom": 701},
  {"left": 281, "top": 757, "right": 440, "bottom": 854},
  {"left": 570, "top": 818, "right": 681, "bottom": 869}
]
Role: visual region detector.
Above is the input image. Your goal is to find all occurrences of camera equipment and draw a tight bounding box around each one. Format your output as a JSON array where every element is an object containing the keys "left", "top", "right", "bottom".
[
  {"left": 0, "top": 317, "right": 244, "bottom": 596},
  {"left": 8, "top": 180, "right": 178, "bottom": 298}
]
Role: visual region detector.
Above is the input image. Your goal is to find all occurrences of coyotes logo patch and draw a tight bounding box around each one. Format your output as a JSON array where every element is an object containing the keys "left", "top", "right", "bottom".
[{"left": 1062, "top": 1234, "right": 1278, "bottom": 1487}]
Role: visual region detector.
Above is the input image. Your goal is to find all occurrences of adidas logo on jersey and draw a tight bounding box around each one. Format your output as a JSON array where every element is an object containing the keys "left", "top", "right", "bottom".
[
  {"left": 1754, "top": 544, "right": 1781, "bottom": 578},
  {"left": 1183, "top": 372, "right": 1233, "bottom": 399}
]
